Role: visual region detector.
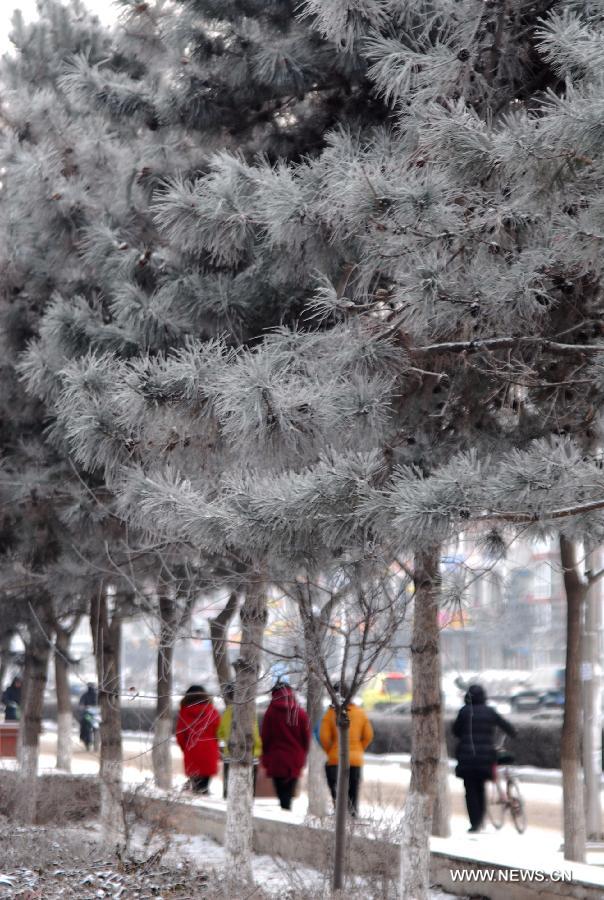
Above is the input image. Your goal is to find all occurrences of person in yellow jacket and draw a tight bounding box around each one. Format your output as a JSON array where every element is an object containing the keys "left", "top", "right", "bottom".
[
  {"left": 217, "top": 683, "right": 262, "bottom": 800},
  {"left": 319, "top": 683, "right": 374, "bottom": 817}
]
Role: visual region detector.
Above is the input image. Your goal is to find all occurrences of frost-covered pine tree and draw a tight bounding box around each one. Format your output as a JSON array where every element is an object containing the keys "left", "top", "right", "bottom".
[
  {"left": 0, "top": 0, "right": 201, "bottom": 835},
  {"left": 24, "top": 0, "right": 604, "bottom": 894},
  {"left": 0, "top": 0, "right": 115, "bottom": 822},
  {"left": 15, "top": 0, "right": 396, "bottom": 879}
]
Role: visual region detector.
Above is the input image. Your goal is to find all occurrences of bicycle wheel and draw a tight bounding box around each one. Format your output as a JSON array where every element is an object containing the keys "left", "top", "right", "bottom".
[
  {"left": 487, "top": 780, "right": 505, "bottom": 829},
  {"left": 507, "top": 778, "right": 527, "bottom": 834}
]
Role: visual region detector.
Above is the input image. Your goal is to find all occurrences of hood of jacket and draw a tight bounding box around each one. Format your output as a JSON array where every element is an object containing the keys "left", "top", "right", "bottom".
[
  {"left": 269, "top": 685, "right": 298, "bottom": 709},
  {"left": 465, "top": 683, "right": 487, "bottom": 705}
]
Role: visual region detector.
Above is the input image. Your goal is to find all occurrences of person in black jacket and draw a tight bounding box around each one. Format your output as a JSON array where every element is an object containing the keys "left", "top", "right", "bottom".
[
  {"left": 79, "top": 683, "right": 98, "bottom": 708},
  {"left": 452, "top": 683, "right": 516, "bottom": 832},
  {"left": 79, "top": 683, "right": 98, "bottom": 748},
  {"left": 1, "top": 677, "right": 22, "bottom": 721}
]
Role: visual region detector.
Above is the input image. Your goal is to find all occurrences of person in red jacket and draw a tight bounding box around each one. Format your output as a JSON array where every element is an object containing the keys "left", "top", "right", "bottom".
[
  {"left": 261, "top": 682, "right": 310, "bottom": 810},
  {"left": 176, "top": 685, "right": 220, "bottom": 794}
]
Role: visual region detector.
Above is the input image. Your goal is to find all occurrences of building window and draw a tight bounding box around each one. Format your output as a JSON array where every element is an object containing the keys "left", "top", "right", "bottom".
[
  {"left": 533, "top": 603, "right": 552, "bottom": 629},
  {"left": 532, "top": 561, "right": 552, "bottom": 600}
]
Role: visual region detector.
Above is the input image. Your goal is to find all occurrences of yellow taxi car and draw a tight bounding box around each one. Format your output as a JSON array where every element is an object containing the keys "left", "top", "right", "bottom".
[{"left": 361, "top": 672, "right": 412, "bottom": 711}]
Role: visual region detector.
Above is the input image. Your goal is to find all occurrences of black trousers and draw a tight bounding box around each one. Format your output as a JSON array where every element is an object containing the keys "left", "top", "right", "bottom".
[
  {"left": 272, "top": 776, "right": 298, "bottom": 810},
  {"left": 463, "top": 776, "right": 487, "bottom": 829},
  {"left": 222, "top": 762, "right": 258, "bottom": 800},
  {"left": 190, "top": 775, "right": 211, "bottom": 794},
  {"left": 325, "top": 764, "right": 362, "bottom": 816}
]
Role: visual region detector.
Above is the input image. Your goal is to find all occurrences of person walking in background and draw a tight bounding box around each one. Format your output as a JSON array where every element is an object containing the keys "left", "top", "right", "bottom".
[
  {"left": 79, "top": 682, "right": 97, "bottom": 709},
  {"left": 176, "top": 685, "right": 220, "bottom": 794},
  {"left": 319, "top": 683, "right": 374, "bottom": 817},
  {"left": 217, "top": 682, "right": 262, "bottom": 799},
  {"left": 261, "top": 682, "right": 310, "bottom": 810},
  {"left": 78, "top": 682, "right": 99, "bottom": 750},
  {"left": 453, "top": 683, "right": 516, "bottom": 832},
  {"left": 1, "top": 676, "right": 21, "bottom": 721}
]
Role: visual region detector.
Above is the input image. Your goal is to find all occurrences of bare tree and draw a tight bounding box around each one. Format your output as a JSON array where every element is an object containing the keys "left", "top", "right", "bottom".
[
  {"left": 54, "top": 612, "right": 82, "bottom": 772},
  {"left": 291, "top": 558, "right": 413, "bottom": 892},
  {"left": 151, "top": 590, "right": 178, "bottom": 791},
  {"left": 224, "top": 574, "right": 267, "bottom": 882},
  {"left": 560, "top": 536, "right": 588, "bottom": 862},
  {"left": 0, "top": 629, "right": 15, "bottom": 691},
  {"left": 583, "top": 546, "right": 604, "bottom": 840},
  {"left": 554, "top": 536, "right": 604, "bottom": 861},
  {"left": 15, "top": 596, "right": 54, "bottom": 824},
  {"left": 300, "top": 588, "right": 332, "bottom": 820},
  {"left": 210, "top": 590, "right": 239, "bottom": 699},
  {"left": 90, "top": 586, "right": 127, "bottom": 845},
  {"left": 400, "top": 549, "right": 442, "bottom": 900},
  {"left": 149, "top": 570, "right": 197, "bottom": 792},
  {"left": 283, "top": 574, "right": 348, "bottom": 820}
]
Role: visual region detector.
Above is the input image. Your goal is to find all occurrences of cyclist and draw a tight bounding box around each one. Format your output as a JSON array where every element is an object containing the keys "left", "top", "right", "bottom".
[{"left": 452, "top": 683, "right": 516, "bottom": 832}]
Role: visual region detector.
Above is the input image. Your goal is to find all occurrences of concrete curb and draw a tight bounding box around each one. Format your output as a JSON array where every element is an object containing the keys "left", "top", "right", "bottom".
[{"left": 132, "top": 791, "right": 604, "bottom": 900}]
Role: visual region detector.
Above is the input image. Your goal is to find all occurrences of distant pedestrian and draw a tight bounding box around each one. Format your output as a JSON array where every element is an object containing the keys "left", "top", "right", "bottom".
[
  {"left": 79, "top": 683, "right": 98, "bottom": 708},
  {"left": 217, "top": 682, "right": 262, "bottom": 799},
  {"left": 176, "top": 685, "right": 220, "bottom": 794},
  {"left": 79, "top": 683, "right": 99, "bottom": 749},
  {"left": 2, "top": 676, "right": 22, "bottom": 721},
  {"left": 319, "top": 684, "right": 373, "bottom": 817},
  {"left": 453, "top": 683, "right": 516, "bottom": 832},
  {"left": 261, "top": 682, "right": 310, "bottom": 810}
]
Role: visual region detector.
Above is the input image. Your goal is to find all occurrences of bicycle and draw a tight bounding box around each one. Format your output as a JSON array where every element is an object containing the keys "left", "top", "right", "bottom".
[{"left": 487, "top": 745, "right": 527, "bottom": 833}]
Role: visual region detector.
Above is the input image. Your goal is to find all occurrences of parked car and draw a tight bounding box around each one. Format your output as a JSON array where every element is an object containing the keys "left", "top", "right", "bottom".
[
  {"left": 509, "top": 689, "right": 543, "bottom": 712},
  {"left": 361, "top": 672, "right": 412, "bottom": 711},
  {"left": 510, "top": 667, "right": 565, "bottom": 713},
  {"left": 386, "top": 701, "right": 411, "bottom": 715}
]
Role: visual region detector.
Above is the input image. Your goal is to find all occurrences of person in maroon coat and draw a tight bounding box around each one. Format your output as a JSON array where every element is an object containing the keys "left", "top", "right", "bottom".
[
  {"left": 176, "top": 685, "right": 220, "bottom": 794},
  {"left": 261, "top": 682, "right": 310, "bottom": 810}
]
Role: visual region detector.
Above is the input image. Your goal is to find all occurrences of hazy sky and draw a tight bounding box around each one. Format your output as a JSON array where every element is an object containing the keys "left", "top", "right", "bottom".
[{"left": 0, "top": 1, "right": 118, "bottom": 50}]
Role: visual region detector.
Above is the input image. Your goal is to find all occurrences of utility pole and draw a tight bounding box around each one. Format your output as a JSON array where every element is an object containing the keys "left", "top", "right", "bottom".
[{"left": 583, "top": 546, "right": 603, "bottom": 842}]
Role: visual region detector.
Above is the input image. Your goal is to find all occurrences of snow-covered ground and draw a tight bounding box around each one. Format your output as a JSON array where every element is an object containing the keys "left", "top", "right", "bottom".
[
  {"left": 4, "top": 724, "right": 604, "bottom": 895},
  {"left": 0, "top": 819, "right": 460, "bottom": 899}
]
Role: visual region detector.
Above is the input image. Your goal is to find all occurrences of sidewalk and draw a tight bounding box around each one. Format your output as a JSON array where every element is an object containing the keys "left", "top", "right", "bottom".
[
  {"left": 34, "top": 729, "right": 565, "bottom": 833},
  {"left": 34, "top": 728, "right": 566, "bottom": 828},
  {"left": 28, "top": 727, "right": 604, "bottom": 889},
  {"left": 364, "top": 751, "right": 575, "bottom": 787}
]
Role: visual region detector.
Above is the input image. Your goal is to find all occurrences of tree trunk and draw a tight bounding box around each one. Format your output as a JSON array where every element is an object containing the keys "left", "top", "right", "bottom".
[
  {"left": 210, "top": 591, "right": 238, "bottom": 699},
  {"left": 431, "top": 628, "right": 451, "bottom": 837},
  {"left": 306, "top": 668, "right": 329, "bottom": 818},
  {"left": 152, "top": 593, "right": 176, "bottom": 791},
  {"left": 91, "top": 590, "right": 125, "bottom": 845},
  {"left": 55, "top": 625, "right": 73, "bottom": 772},
  {"left": 583, "top": 546, "right": 603, "bottom": 840},
  {"left": 332, "top": 711, "right": 350, "bottom": 893},
  {"left": 224, "top": 578, "right": 266, "bottom": 882},
  {"left": 0, "top": 631, "right": 12, "bottom": 691},
  {"left": 431, "top": 705, "right": 451, "bottom": 838},
  {"left": 559, "top": 534, "right": 587, "bottom": 862},
  {"left": 15, "top": 600, "right": 53, "bottom": 824},
  {"left": 400, "top": 548, "right": 441, "bottom": 900}
]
